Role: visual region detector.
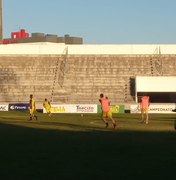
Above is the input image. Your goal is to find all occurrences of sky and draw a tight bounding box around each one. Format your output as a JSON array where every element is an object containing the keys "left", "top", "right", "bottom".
[{"left": 2, "top": 0, "right": 176, "bottom": 44}]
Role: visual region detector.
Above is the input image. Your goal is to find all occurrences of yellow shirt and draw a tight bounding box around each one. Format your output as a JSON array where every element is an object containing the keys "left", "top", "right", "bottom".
[
  {"left": 44, "top": 101, "right": 50, "bottom": 108},
  {"left": 30, "top": 98, "right": 35, "bottom": 109}
]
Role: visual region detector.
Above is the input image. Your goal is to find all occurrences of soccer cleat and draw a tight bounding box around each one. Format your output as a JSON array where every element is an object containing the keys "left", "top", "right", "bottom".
[
  {"left": 106, "top": 123, "right": 109, "bottom": 128},
  {"left": 141, "top": 120, "right": 144, "bottom": 123},
  {"left": 146, "top": 121, "right": 148, "bottom": 124},
  {"left": 29, "top": 117, "right": 32, "bottom": 121},
  {"left": 114, "top": 125, "right": 117, "bottom": 129},
  {"left": 35, "top": 116, "right": 38, "bottom": 121}
]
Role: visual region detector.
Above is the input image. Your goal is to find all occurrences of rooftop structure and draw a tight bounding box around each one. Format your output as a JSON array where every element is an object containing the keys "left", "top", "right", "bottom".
[{"left": 3, "top": 29, "right": 83, "bottom": 44}]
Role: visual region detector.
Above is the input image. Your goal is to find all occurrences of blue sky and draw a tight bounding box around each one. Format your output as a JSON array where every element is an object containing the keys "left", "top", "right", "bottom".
[{"left": 2, "top": 0, "right": 176, "bottom": 44}]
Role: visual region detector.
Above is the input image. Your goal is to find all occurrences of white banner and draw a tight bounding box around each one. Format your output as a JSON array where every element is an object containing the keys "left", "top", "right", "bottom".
[
  {"left": 0, "top": 105, "right": 9, "bottom": 111},
  {"left": 130, "top": 104, "right": 176, "bottom": 114},
  {"left": 43, "top": 104, "right": 97, "bottom": 113},
  {"left": 43, "top": 104, "right": 71, "bottom": 113}
]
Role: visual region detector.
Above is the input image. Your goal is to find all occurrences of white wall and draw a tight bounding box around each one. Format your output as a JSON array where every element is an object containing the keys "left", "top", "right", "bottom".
[
  {"left": 0, "top": 43, "right": 176, "bottom": 55},
  {"left": 136, "top": 76, "right": 176, "bottom": 92},
  {"left": 0, "top": 43, "right": 67, "bottom": 55}
]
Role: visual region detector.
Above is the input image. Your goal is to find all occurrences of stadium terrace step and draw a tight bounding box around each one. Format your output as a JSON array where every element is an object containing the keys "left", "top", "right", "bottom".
[{"left": 1, "top": 54, "right": 176, "bottom": 104}]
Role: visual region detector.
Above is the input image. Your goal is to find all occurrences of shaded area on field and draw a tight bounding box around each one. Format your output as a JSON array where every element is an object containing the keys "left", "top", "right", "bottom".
[
  {"left": 1, "top": 111, "right": 176, "bottom": 132},
  {"left": 0, "top": 117, "right": 176, "bottom": 180}
]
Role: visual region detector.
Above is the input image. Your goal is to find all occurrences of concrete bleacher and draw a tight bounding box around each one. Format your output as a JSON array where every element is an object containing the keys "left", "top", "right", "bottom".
[
  {"left": 66, "top": 55, "right": 152, "bottom": 104},
  {"left": 0, "top": 55, "right": 59, "bottom": 104},
  {"left": 1, "top": 51, "right": 176, "bottom": 109}
]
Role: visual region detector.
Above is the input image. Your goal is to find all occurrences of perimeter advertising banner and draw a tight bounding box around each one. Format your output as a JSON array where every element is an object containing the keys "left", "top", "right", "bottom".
[
  {"left": 43, "top": 104, "right": 97, "bottom": 113},
  {"left": 0, "top": 105, "right": 9, "bottom": 111},
  {"left": 97, "top": 105, "right": 125, "bottom": 113},
  {"left": 130, "top": 104, "right": 176, "bottom": 114},
  {"left": 9, "top": 103, "right": 29, "bottom": 111}
]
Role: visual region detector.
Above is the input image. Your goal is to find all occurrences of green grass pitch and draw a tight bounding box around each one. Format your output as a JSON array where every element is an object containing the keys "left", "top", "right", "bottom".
[{"left": 0, "top": 111, "right": 176, "bottom": 180}]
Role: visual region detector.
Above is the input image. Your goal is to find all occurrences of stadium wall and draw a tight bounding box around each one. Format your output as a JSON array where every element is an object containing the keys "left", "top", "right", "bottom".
[
  {"left": 0, "top": 43, "right": 176, "bottom": 54},
  {"left": 1, "top": 43, "right": 176, "bottom": 109}
]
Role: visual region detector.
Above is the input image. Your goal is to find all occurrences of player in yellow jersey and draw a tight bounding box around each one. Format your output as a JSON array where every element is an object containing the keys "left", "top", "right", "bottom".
[
  {"left": 43, "top": 98, "right": 52, "bottom": 116},
  {"left": 28, "top": 94, "right": 38, "bottom": 121}
]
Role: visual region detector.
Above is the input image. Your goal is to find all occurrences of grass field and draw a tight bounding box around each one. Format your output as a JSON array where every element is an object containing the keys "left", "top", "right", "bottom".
[{"left": 0, "top": 111, "right": 176, "bottom": 180}]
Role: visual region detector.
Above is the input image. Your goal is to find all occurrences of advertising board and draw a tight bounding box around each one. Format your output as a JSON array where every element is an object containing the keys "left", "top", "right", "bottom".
[
  {"left": 9, "top": 103, "right": 29, "bottom": 111},
  {"left": 43, "top": 104, "right": 97, "bottom": 113},
  {"left": 97, "top": 104, "right": 125, "bottom": 113},
  {"left": 0, "top": 105, "right": 9, "bottom": 111},
  {"left": 130, "top": 104, "right": 176, "bottom": 114}
]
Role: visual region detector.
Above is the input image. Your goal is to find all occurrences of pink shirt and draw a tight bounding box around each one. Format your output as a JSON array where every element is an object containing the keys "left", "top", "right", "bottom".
[
  {"left": 141, "top": 96, "right": 149, "bottom": 109},
  {"left": 100, "top": 97, "right": 110, "bottom": 111}
]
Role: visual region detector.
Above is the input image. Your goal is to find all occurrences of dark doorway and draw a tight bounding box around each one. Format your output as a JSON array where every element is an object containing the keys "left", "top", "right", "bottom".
[{"left": 137, "top": 92, "right": 176, "bottom": 103}]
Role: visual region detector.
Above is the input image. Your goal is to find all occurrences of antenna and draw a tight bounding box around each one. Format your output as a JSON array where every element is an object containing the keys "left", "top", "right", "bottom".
[{"left": 15, "top": 25, "right": 21, "bottom": 31}]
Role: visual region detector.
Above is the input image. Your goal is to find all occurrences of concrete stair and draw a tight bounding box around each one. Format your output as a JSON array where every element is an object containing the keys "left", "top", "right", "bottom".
[{"left": 0, "top": 54, "right": 176, "bottom": 106}]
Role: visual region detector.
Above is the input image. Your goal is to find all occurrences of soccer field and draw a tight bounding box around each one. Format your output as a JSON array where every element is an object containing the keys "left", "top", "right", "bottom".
[{"left": 0, "top": 111, "right": 176, "bottom": 180}]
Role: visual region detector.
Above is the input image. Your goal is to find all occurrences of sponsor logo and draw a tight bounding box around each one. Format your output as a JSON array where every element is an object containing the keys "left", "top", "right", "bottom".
[
  {"left": 0, "top": 105, "right": 8, "bottom": 111},
  {"left": 10, "top": 105, "right": 15, "bottom": 110},
  {"left": 110, "top": 105, "right": 120, "bottom": 113},
  {"left": 51, "top": 106, "right": 65, "bottom": 112},
  {"left": 9, "top": 104, "right": 28, "bottom": 111},
  {"left": 76, "top": 105, "right": 94, "bottom": 112},
  {"left": 10, "top": 105, "right": 27, "bottom": 110},
  {"left": 149, "top": 108, "right": 173, "bottom": 112},
  {"left": 130, "top": 105, "right": 141, "bottom": 114}
]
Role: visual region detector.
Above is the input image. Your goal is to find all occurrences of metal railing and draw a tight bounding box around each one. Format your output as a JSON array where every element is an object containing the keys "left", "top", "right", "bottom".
[
  {"left": 58, "top": 47, "right": 68, "bottom": 88},
  {"left": 150, "top": 47, "right": 163, "bottom": 76},
  {"left": 50, "top": 47, "right": 68, "bottom": 102}
]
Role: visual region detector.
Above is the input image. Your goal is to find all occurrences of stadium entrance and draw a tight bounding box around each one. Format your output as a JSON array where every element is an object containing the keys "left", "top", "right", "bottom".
[{"left": 137, "top": 92, "right": 176, "bottom": 103}]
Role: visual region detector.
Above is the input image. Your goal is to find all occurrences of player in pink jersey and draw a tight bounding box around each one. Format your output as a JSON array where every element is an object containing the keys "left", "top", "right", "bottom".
[
  {"left": 99, "top": 94, "right": 117, "bottom": 129},
  {"left": 140, "top": 94, "right": 150, "bottom": 124}
]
